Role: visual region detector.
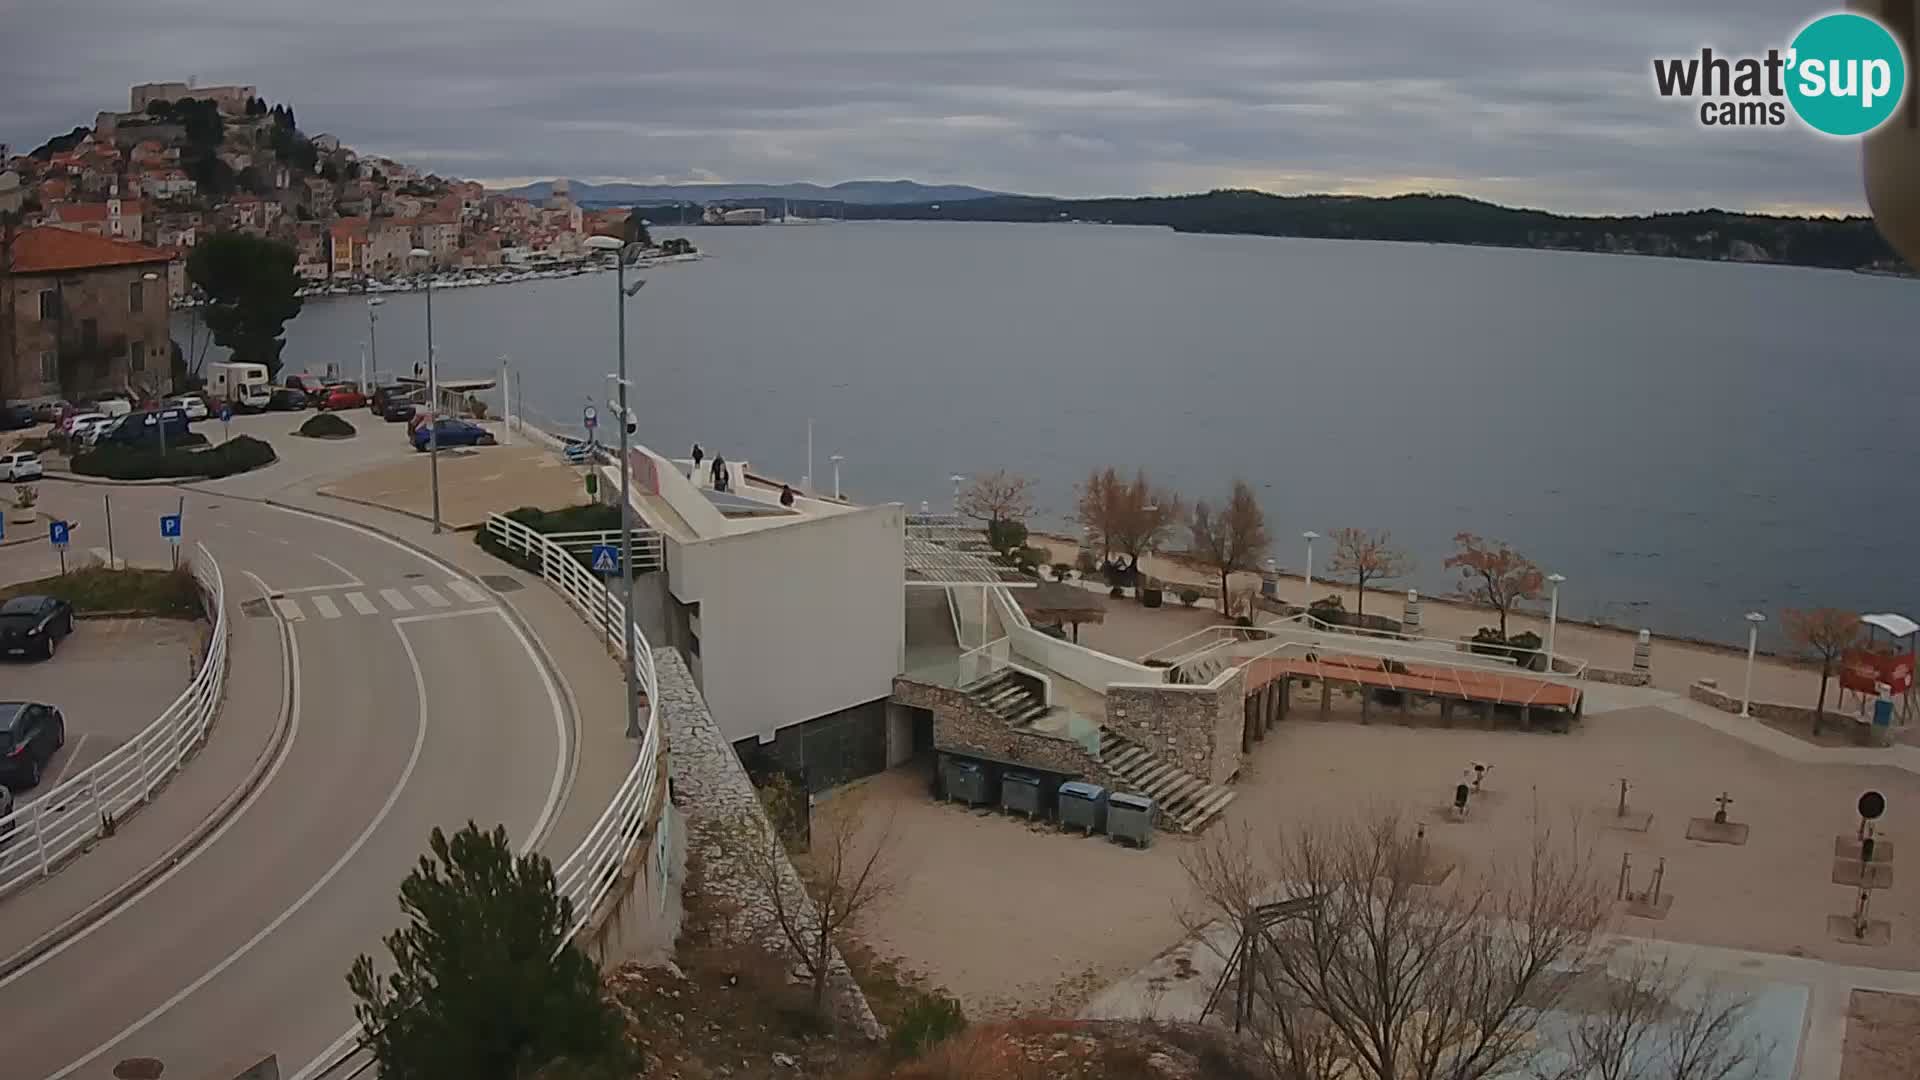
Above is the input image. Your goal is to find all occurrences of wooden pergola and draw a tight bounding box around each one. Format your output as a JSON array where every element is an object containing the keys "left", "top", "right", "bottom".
[{"left": 1016, "top": 582, "right": 1107, "bottom": 643}]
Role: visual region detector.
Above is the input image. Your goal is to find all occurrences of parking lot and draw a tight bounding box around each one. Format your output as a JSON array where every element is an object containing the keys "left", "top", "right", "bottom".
[{"left": 2, "top": 617, "right": 204, "bottom": 806}]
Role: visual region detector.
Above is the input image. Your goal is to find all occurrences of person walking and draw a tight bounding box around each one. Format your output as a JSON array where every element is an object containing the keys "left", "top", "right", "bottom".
[
  {"left": 711, "top": 454, "right": 728, "bottom": 492},
  {"left": 779, "top": 483, "right": 795, "bottom": 507},
  {"left": 691, "top": 442, "right": 705, "bottom": 472}
]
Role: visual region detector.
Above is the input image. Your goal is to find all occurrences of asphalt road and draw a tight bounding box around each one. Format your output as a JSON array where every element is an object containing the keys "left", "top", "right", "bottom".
[{"left": 0, "top": 481, "right": 572, "bottom": 1080}]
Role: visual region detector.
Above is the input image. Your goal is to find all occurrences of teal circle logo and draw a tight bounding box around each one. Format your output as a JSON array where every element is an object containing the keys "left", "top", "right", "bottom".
[{"left": 1786, "top": 12, "right": 1908, "bottom": 136}]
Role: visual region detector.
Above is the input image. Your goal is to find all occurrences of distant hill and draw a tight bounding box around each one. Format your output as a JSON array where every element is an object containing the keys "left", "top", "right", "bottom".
[
  {"left": 846, "top": 190, "right": 1907, "bottom": 273},
  {"left": 498, "top": 178, "right": 1013, "bottom": 206}
]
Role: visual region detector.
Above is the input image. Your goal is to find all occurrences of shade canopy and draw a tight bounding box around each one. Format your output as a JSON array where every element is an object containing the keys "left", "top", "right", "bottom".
[{"left": 1862, "top": 613, "right": 1919, "bottom": 638}]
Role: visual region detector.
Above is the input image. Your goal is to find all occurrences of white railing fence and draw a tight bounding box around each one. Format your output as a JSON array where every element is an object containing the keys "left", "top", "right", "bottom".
[
  {"left": 537, "top": 528, "right": 665, "bottom": 572},
  {"left": 483, "top": 511, "right": 663, "bottom": 938},
  {"left": 0, "top": 542, "right": 229, "bottom": 900}
]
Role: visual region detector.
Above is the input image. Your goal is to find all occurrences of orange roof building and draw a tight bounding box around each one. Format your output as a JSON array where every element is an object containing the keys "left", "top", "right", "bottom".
[{"left": 4, "top": 227, "right": 177, "bottom": 400}]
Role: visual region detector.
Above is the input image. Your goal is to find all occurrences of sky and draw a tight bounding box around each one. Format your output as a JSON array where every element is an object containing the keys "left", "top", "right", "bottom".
[{"left": 0, "top": 0, "right": 1884, "bottom": 215}]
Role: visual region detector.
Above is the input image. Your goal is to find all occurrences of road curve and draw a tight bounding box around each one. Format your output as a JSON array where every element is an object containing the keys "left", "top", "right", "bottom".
[{"left": 1, "top": 487, "right": 571, "bottom": 1080}]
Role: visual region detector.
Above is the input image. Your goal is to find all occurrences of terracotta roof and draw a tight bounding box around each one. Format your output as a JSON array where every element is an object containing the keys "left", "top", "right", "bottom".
[{"left": 8, "top": 226, "right": 173, "bottom": 274}]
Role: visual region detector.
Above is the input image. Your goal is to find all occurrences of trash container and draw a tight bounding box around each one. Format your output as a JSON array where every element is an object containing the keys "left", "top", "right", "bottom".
[
  {"left": 1058, "top": 781, "right": 1107, "bottom": 835},
  {"left": 1001, "top": 771, "right": 1044, "bottom": 819},
  {"left": 943, "top": 757, "right": 995, "bottom": 808},
  {"left": 1107, "top": 792, "right": 1156, "bottom": 848}
]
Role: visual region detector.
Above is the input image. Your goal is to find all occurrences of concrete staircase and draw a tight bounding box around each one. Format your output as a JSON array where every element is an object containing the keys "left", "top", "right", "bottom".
[
  {"left": 1171, "top": 650, "right": 1231, "bottom": 685},
  {"left": 964, "top": 669, "right": 1051, "bottom": 727},
  {"left": 1098, "top": 731, "right": 1236, "bottom": 832}
]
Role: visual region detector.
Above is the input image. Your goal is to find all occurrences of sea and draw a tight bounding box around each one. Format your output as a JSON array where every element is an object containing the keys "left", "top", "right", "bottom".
[{"left": 176, "top": 220, "right": 1920, "bottom": 648}]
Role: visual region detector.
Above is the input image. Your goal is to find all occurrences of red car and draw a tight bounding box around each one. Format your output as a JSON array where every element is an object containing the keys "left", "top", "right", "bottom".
[{"left": 318, "top": 385, "right": 366, "bottom": 411}]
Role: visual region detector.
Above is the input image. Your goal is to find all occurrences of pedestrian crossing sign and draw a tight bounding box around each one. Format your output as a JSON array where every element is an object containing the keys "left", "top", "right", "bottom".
[{"left": 591, "top": 544, "right": 619, "bottom": 574}]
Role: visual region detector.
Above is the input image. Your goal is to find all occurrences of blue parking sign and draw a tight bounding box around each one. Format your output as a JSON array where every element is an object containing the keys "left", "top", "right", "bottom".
[
  {"left": 590, "top": 544, "right": 619, "bottom": 574},
  {"left": 49, "top": 520, "right": 70, "bottom": 547},
  {"left": 161, "top": 514, "right": 183, "bottom": 540}
]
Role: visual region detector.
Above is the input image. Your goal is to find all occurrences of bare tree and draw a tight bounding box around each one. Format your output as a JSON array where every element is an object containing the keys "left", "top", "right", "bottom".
[
  {"left": 1781, "top": 608, "right": 1862, "bottom": 735},
  {"left": 717, "top": 791, "right": 896, "bottom": 1019},
  {"left": 1076, "top": 467, "right": 1183, "bottom": 580},
  {"left": 1324, "top": 527, "right": 1413, "bottom": 621},
  {"left": 1182, "top": 811, "right": 1620, "bottom": 1080},
  {"left": 1445, "top": 532, "right": 1545, "bottom": 639},
  {"left": 1539, "top": 949, "right": 1763, "bottom": 1080},
  {"left": 1075, "top": 466, "right": 1126, "bottom": 563},
  {"left": 1190, "top": 480, "right": 1271, "bottom": 618},
  {"left": 958, "top": 469, "right": 1036, "bottom": 527}
]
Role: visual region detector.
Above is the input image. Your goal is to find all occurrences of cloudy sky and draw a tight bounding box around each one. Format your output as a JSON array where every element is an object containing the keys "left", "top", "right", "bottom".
[{"left": 0, "top": 0, "right": 1881, "bottom": 214}]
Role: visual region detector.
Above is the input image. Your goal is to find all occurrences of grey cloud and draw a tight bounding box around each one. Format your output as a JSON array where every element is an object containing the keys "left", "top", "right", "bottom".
[{"left": 0, "top": 0, "right": 1876, "bottom": 213}]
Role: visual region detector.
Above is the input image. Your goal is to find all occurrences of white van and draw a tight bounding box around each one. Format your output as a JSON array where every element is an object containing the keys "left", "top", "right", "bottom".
[{"left": 207, "top": 362, "right": 273, "bottom": 412}]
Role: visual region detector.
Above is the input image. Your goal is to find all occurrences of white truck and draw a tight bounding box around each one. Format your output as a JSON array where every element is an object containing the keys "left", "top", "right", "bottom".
[{"left": 206, "top": 362, "right": 272, "bottom": 413}]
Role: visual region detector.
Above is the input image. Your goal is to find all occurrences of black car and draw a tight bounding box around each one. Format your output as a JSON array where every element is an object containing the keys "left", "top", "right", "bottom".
[
  {"left": 0, "top": 595, "right": 76, "bottom": 659},
  {"left": 267, "top": 388, "right": 310, "bottom": 411},
  {"left": 0, "top": 403, "right": 34, "bottom": 431},
  {"left": 0, "top": 702, "right": 65, "bottom": 788}
]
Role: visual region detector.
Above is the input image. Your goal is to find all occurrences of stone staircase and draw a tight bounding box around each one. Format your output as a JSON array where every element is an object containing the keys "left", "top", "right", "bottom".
[
  {"left": 1170, "top": 647, "right": 1231, "bottom": 685},
  {"left": 964, "top": 669, "right": 1051, "bottom": 726},
  {"left": 1098, "top": 731, "right": 1236, "bottom": 832}
]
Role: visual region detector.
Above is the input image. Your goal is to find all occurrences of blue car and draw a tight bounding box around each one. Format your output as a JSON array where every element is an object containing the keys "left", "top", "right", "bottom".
[{"left": 411, "top": 418, "right": 496, "bottom": 452}]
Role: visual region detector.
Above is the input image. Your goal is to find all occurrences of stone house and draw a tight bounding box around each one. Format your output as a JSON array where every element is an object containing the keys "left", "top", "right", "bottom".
[
  {"left": 411, "top": 216, "right": 460, "bottom": 263},
  {"left": 328, "top": 218, "right": 365, "bottom": 277},
  {"left": 45, "top": 197, "right": 144, "bottom": 243},
  {"left": 1, "top": 227, "right": 175, "bottom": 401}
]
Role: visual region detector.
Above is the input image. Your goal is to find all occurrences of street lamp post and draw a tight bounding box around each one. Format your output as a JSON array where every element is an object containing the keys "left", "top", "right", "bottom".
[
  {"left": 366, "top": 297, "right": 385, "bottom": 386},
  {"left": 587, "top": 234, "right": 647, "bottom": 740},
  {"left": 1741, "top": 611, "right": 1766, "bottom": 718},
  {"left": 951, "top": 474, "right": 965, "bottom": 517},
  {"left": 829, "top": 454, "right": 845, "bottom": 500},
  {"left": 1302, "top": 531, "right": 1320, "bottom": 602},
  {"left": 408, "top": 250, "right": 440, "bottom": 532},
  {"left": 1545, "top": 573, "right": 1566, "bottom": 672}
]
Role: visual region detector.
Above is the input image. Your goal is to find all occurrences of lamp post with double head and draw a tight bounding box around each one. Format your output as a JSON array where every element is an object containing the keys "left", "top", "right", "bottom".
[{"left": 587, "top": 233, "right": 648, "bottom": 740}]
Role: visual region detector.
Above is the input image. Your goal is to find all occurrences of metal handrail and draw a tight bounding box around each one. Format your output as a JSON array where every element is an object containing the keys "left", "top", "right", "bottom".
[
  {"left": 0, "top": 543, "right": 228, "bottom": 900},
  {"left": 481, "top": 512, "right": 663, "bottom": 938}
]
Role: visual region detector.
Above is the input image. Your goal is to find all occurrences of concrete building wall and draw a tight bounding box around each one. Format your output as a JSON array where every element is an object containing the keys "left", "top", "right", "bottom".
[{"left": 665, "top": 503, "right": 905, "bottom": 746}]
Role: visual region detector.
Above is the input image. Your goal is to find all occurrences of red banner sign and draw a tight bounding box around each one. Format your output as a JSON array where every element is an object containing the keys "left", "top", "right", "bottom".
[{"left": 1841, "top": 649, "right": 1916, "bottom": 695}]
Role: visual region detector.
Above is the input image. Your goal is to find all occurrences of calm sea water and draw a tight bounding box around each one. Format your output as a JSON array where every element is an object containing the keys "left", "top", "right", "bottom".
[{"left": 181, "top": 221, "right": 1920, "bottom": 647}]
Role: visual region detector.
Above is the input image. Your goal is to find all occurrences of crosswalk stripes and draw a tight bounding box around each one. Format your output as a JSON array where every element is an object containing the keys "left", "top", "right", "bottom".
[
  {"left": 411, "top": 584, "right": 451, "bottom": 609},
  {"left": 345, "top": 592, "right": 378, "bottom": 616},
  {"left": 379, "top": 588, "right": 414, "bottom": 612},
  {"left": 446, "top": 579, "right": 487, "bottom": 604},
  {"left": 310, "top": 594, "right": 342, "bottom": 620},
  {"left": 273, "top": 598, "right": 304, "bottom": 622}
]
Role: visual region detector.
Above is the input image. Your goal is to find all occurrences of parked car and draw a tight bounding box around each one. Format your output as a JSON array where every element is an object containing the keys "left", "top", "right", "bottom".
[
  {"left": 57, "top": 410, "right": 104, "bottom": 437},
  {"left": 0, "top": 702, "right": 66, "bottom": 788},
  {"left": 31, "top": 400, "right": 70, "bottom": 425},
  {"left": 92, "top": 396, "right": 133, "bottom": 418},
  {"left": 285, "top": 373, "right": 329, "bottom": 401},
  {"left": 412, "top": 418, "right": 496, "bottom": 451},
  {"left": 0, "top": 596, "right": 75, "bottom": 660},
  {"left": 0, "top": 451, "right": 43, "bottom": 482},
  {"left": 70, "top": 415, "right": 114, "bottom": 445},
  {"left": 267, "top": 388, "right": 309, "bottom": 411},
  {"left": 318, "top": 385, "right": 366, "bottom": 411},
  {"left": 167, "top": 396, "right": 210, "bottom": 421},
  {"left": 0, "top": 403, "right": 33, "bottom": 431},
  {"left": 99, "top": 407, "right": 191, "bottom": 447},
  {"left": 370, "top": 384, "right": 414, "bottom": 415}
]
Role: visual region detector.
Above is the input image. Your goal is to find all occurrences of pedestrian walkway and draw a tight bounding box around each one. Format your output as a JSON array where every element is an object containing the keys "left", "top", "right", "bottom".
[{"left": 262, "top": 579, "right": 489, "bottom": 621}]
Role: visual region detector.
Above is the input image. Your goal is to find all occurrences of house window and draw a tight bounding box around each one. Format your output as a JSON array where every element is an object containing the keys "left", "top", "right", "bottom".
[
  {"left": 129, "top": 338, "right": 145, "bottom": 372},
  {"left": 39, "top": 352, "right": 57, "bottom": 383},
  {"left": 129, "top": 279, "right": 144, "bottom": 313},
  {"left": 38, "top": 290, "right": 59, "bottom": 320},
  {"left": 81, "top": 319, "right": 98, "bottom": 350}
]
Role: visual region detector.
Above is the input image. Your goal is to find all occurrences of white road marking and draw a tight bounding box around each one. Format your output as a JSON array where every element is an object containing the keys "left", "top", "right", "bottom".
[
  {"left": 446, "top": 578, "right": 487, "bottom": 604},
  {"left": 379, "top": 588, "right": 413, "bottom": 612},
  {"left": 273, "top": 597, "right": 304, "bottom": 621},
  {"left": 311, "top": 553, "right": 362, "bottom": 586},
  {"left": 411, "top": 584, "right": 450, "bottom": 608},
  {"left": 0, "top": 569, "right": 302, "bottom": 989},
  {"left": 309, "top": 594, "right": 341, "bottom": 620},
  {"left": 344, "top": 592, "right": 377, "bottom": 616},
  {"left": 47, "top": 609, "right": 432, "bottom": 1080}
]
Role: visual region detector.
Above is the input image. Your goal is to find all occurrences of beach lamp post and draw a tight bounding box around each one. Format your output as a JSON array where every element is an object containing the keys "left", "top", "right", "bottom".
[
  {"left": 951, "top": 474, "right": 966, "bottom": 517},
  {"left": 586, "top": 233, "right": 648, "bottom": 740},
  {"left": 1545, "top": 573, "right": 1566, "bottom": 672},
  {"left": 1741, "top": 611, "right": 1767, "bottom": 718},
  {"left": 1302, "top": 531, "right": 1320, "bottom": 600},
  {"left": 366, "top": 297, "right": 385, "bottom": 383},
  {"left": 408, "top": 249, "right": 442, "bottom": 533},
  {"left": 830, "top": 454, "right": 845, "bottom": 500}
]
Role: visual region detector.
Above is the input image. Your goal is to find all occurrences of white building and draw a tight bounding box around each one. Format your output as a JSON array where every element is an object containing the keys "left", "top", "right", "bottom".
[{"left": 601, "top": 442, "right": 905, "bottom": 784}]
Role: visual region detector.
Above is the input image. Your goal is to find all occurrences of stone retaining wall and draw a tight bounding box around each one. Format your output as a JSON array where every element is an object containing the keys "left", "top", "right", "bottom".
[
  {"left": 894, "top": 676, "right": 1111, "bottom": 783},
  {"left": 1685, "top": 679, "right": 1888, "bottom": 744},
  {"left": 1107, "top": 666, "right": 1246, "bottom": 786},
  {"left": 1583, "top": 666, "right": 1652, "bottom": 687},
  {"left": 662, "top": 651, "right": 883, "bottom": 1040}
]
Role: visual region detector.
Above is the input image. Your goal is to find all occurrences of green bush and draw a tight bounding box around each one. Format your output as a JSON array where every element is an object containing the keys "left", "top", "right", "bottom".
[
  {"left": 72, "top": 435, "right": 276, "bottom": 480},
  {"left": 296, "top": 412, "right": 356, "bottom": 438},
  {"left": 890, "top": 991, "right": 967, "bottom": 1057},
  {"left": 1179, "top": 588, "right": 1201, "bottom": 606},
  {"left": 1469, "top": 627, "right": 1545, "bottom": 667},
  {"left": 1075, "top": 550, "right": 1097, "bottom": 576},
  {"left": 986, "top": 518, "right": 1028, "bottom": 556}
]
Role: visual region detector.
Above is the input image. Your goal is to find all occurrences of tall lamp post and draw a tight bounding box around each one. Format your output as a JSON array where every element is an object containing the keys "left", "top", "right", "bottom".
[
  {"left": 1302, "top": 531, "right": 1320, "bottom": 602},
  {"left": 1545, "top": 573, "right": 1566, "bottom": 672},
  {"left": 366, "top": 297, "right": 384, "bottom": 385},
  {"left": 950, "top": 474, "right": 965, "bottom": 517},
  {"left": 829, "top": 453, "right": 845, "bottom": 500},
  {"left": 1741, "top": 611, "right": 1766, "bottom": 718},
  {"left": 586, "top": 233, "right": 647, "bottom": 740},
  {"left": 408, "top": 249, "right": 441, "bottom": 533}
]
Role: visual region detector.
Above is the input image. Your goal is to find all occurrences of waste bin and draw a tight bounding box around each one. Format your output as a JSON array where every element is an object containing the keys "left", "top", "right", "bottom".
[
  {"left": 1001, "top": 771, "right": 1044, "bottom": 819},
  {"left": 1107, "top": 792, "right": 1156, "bottom": 848},
  {"left": 1058, "top": 781, "right": 1107, "bottom": 835},
  {"left": 943, "top": 757, "right": 995, "bottom": 808}
]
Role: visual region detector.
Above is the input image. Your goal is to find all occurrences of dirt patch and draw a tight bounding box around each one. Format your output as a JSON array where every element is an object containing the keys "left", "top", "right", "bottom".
[{"left": 1841, "top": 990, "right": 1920, "bottom": 1080}]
